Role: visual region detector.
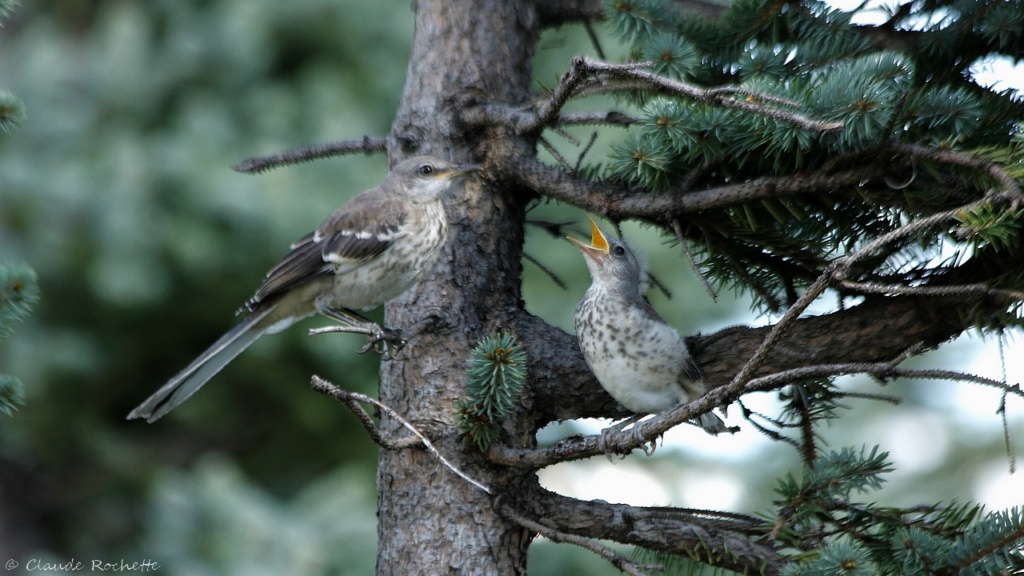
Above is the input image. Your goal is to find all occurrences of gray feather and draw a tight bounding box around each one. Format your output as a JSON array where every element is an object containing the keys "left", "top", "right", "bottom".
[{"left": 127, "top": 307, "right": 273, "bottom": 423}]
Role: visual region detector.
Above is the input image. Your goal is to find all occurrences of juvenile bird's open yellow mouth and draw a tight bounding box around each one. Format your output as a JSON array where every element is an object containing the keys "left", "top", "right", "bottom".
[{"left": 568, "top": 215, "right": 610, "bottom": 254}]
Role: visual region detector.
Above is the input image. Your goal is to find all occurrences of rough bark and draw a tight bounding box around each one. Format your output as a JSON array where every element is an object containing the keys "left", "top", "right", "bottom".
[{"left": 377, "top": 0, "right": 541, "bottom": 573}]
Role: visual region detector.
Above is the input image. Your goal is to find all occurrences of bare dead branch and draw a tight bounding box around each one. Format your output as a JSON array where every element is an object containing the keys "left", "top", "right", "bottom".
[
  {"left": 311, "top": 376, "right": 492, "bottom": 494},
  {"left": 232, "top": 136, "right": 386, "bottom": 174}
]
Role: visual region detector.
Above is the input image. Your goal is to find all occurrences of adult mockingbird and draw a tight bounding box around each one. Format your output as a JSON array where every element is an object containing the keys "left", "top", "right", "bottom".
[
  {"left": 570, "top": 216, "right": 731, "bottom": 451},
  {"left": 128, "top": 155, "right": 478, "bottom": 422}
]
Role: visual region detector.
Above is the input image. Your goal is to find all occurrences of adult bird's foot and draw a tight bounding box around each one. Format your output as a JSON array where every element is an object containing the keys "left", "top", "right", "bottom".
[
  {"left": 359, "top": 325, "right": 407, "bottom": 360},
  {"left": 309, "top": 314, "right": 406, "bottom": 360}
]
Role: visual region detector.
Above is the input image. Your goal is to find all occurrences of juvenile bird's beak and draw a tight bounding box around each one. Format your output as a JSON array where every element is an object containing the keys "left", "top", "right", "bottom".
[{"left": 568, "top": 215, "right": 611, "bottom": 259}]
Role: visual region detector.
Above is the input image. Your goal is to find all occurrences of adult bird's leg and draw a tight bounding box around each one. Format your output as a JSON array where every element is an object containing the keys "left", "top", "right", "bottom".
[{"left": 312, "top": 306, "right": 407, "bottom": 360}]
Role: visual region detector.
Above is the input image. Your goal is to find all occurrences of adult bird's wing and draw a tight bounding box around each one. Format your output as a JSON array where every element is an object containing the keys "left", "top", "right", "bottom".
[{"left": 245, "top": 191, "right": 408, "bottom": 311}]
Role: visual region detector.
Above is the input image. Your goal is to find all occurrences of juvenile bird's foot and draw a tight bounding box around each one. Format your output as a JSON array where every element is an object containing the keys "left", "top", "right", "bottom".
[
  {"left": 629, "top": 423, "right": 659, "bottom": 456},
  {"left": 597, "top": 414, "right": 646, "bottom": 462}
]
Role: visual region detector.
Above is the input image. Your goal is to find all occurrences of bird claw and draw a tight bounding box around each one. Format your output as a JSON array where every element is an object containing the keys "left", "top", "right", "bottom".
[
  {"left": 598, "top": 428, "right": 621, "bottom": 463},
  {"left": 358, "top": 326, "right": 407, "bottom": 360},
  {"left": 596, "top": 417, "right": 659, "bottom": 460}
]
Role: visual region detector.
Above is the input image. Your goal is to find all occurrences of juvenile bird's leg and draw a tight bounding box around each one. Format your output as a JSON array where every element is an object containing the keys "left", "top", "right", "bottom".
[
  {"left": 597, "top": 414, "right": 647, "bottom": 460},
  {"left": 313, "top": 306, "right": 407, "bottom": 360}
]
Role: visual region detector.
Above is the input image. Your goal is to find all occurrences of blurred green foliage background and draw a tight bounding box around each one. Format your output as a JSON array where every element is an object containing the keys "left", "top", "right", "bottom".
[{"left": 0, "top": 1, "right": 1020, "bottom": 574}]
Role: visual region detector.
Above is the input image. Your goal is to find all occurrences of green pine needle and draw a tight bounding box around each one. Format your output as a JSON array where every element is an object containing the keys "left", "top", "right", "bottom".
[
  {"left": 640, "top": 33, "right": 699, "bottom": 79},
  {"left": 0, "top": 0, "right": 18, "bottom": 23},
  {"left": 0, "top": 263, "right": 40, "bottom": 339},
  {"left": 954, "top": 204, "right": 1024, "bottom": 253},
  {"left": 457, "top": 332, "right": 527, "bottom": 451},
  {"left": 608, "top": 133, "right": 676, "bottom": 191},
  {"left": 0, "top": 375, "right": 25, "bottom": 416},
  {"left": 0, "top": 91, "right": 25, "bottom": 133}
]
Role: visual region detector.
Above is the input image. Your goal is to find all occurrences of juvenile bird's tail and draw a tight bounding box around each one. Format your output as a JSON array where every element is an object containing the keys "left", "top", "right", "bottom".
[
  {"left": 127, "top": 308, "right": 274, "bottom": 423},
  {"left": 697, "top": 412, "right": 734, "bottom": 436}
]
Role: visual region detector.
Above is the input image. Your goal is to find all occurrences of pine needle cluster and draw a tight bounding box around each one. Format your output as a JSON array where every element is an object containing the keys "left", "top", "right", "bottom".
[
  {"left": 0, "top": 1, "right": 23, "bottom": 133},
  {"left": 774, "top": 447, "right": 1024, "bottom": 575},
  {"left": 0, "top": 263, "right": 40, "bottom": 415},
  {"left": 456, "top": 332, "right": 527, "bottom": 451},
  {"left": 599, "top": 0, "right": 1024, "bottom": 319}
]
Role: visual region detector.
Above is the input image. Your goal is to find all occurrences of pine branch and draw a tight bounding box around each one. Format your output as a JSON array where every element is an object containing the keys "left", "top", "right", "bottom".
[
  {"left": 498, "top": 500, "right": 659, "bottom": 576},
  {"left": 311, "top": 376, "right": 492, "bottom": 494},
  {"left": 519, "top": 482, "right": 786, "bottom": 575},
  {"left": 493, "top": 351, "right": 1018, "bottom": 468},
  {"left": 516, "top": 276, "right": 1019, "bottom": 427},
  {"left": 518, "top": 56, "right": 842, "bottom": 135},
  {"left": 534, "top": 0, "right": 604, "bottom": 27},
  {"left": 232, "top": 136, "right": 387, "bottom": 174},
  {"left": 501, "top": 148, "right": 880, "bottom": 221}
]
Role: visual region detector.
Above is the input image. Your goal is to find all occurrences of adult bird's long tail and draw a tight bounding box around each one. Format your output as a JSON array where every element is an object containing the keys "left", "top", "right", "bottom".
[{"left": 127, "top": 307, "right": 275, "bottom": 423}]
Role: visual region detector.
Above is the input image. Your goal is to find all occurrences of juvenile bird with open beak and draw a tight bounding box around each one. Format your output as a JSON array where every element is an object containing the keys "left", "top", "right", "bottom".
[{"left": 569, "top": 216, "right": 732, "bottom": 453}]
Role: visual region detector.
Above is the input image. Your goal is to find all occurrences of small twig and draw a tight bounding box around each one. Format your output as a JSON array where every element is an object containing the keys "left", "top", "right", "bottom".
[
  {"left": 889, "top": 368, "right": 1024, "bottom": 399},
  {"left": 498, "top": 502, "right": 658, "bottom": 576},
  {"left": 575, "top": 132, "right": 600, "bottom": 173},
  {"left": 839, "top": 279, "right": 1024, "bottom": 302},
  {"left": 539, "top": 136, "right": 575, "bottom": 172},
  {"left": 793, "top": 384, "right": 817, "bottom": 468},
  {"left": 836, "top": 390, "right": 902, "bottom": 405},
  {"left": 551, "top": 124, "right": 581, "bottom": 147},
  {"left": 582, "top": 20, "right": 606, "bottom": 61},
  {"left": 646, "top": 272, "right": 673, "bottom": 300},
  {"left": 672, "top": 219, "right": 718, "bottom": 301},
  {"left": 233, "top": 136, "right": 387, "bottom": 174},
  {"left": 997, "top": 336, "right": 1017, "bottom": 474},
  {"left": 890, "top": 142, "right": 1024, "bottom": 201},
  {"left": 739, "top": 400, "right": 802, "bottom": 448},
  {"left": 525, "top": 218, "right": 576, "bottom": 238},
  {"left": 523, "top": 252, "right": 568, "bottom": 290},
  {"left": 311, "top": 376, "right": 492, "bottom": 494},
  {"left": 555, "top": 111, "right": 639, "bottom": 127},
  {"left": 529, "top": 59, "right": 592, "bottom": 133}
]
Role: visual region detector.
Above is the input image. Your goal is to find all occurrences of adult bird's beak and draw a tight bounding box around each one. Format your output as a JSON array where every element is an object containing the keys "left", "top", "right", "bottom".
[
  {"left": 567, "top": 215, "right": 611, "bottom": 259},
  {"left": 450, "top": 163, "right": 481, "bottom": 178}
]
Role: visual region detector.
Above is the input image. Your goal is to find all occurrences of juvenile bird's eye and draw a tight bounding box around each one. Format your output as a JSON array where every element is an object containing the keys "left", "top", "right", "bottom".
[
  {"left": 417, "top": 164, "right": 435, "bottom": 176},
  {"left": 612, "top": 245, "right": 626, "bottom": 256}
]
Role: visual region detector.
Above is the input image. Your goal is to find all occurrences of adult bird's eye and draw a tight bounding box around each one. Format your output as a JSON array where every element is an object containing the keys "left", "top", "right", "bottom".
[
  {"left": 417, "top": 164, "right": 435, "bottom": 176},
  {"left": 612, "top": 245, "right": 626, "bottom": 256}
]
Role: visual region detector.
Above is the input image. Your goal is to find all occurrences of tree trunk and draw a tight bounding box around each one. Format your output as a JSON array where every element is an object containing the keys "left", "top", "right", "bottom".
[{"left": 377, "top": 0, "right": 541, "bottom": 573}]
